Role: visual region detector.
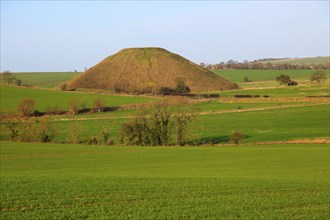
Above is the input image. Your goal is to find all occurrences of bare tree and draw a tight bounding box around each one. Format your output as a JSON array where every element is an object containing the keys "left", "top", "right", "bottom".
[
  {"left": 93, "top": 97, "right": 105, "bottom": 112},
  {"left": 69, "top": 99, "right": 79, "bottom": 115},
  {"left": 18, "top": 99, "right": 35, "bottom": 117}
]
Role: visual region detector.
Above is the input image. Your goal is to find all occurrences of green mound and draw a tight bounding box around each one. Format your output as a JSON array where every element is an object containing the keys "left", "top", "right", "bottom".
[{"left": 67, "top": 47, "right": 239, "bottom": 93}]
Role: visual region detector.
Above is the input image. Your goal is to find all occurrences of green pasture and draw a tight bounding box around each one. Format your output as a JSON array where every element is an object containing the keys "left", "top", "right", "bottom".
[
  {"left": 261, "top": 56, "right": 330, "bottom": 65},
  {"left": 212, "top": 69, "right": 329, "bottom": 83},
  {"left": 216, "top": 84, "right": 330, "bottom": 98},
  {"left": 1, "top": 142, "right": 328, "bottom": 219},
  {"left": 0, "top": 72, "right": 80, "bottom": 89},
  {"left": 0, "top": 85, "right": 152, "bottom": 112},
  {"left": 46, "top": 104, "right": 329, "bottom": 144}
]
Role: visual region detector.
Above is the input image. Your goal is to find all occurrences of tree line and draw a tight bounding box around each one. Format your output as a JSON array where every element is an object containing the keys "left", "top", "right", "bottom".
[{"left": 200, "top": 60, "right": 329, "bottom": 70}]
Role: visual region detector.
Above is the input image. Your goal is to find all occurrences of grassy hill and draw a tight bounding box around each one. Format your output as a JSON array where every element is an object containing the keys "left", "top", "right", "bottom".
[{"left": 67, "top": 47, "right": 239, "bottom": 93}]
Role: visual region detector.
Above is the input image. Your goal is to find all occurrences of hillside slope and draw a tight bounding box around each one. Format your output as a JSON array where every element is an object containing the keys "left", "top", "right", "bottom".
[{"left": 67, "top": 48, "right": 239, "bottom": 93}]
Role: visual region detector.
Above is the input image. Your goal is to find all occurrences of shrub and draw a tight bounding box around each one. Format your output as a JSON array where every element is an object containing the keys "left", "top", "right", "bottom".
[
  {"left": 46, "top": 105, "right": 62, "bottom": 115},
  {"left": 67, "top": 123, "right": 83, "bottom": 144},
  {"left": 86, "top": 136, "right": 99, "bottom": 145},
  {"left": 175, "top": 78, "right": 191, "bottom": 95},
  {"left": 287, "top": 81, "right": 298, "bottom": 86},
  {"left": 18, "top": 99, "right": 35, "bottom": 117},
  {"left": 15, "top": 79, "right": 22, "bottom": 86},
  {"left": 276, "top": 74, "right": 291, "bottom": 85},
  {"left": 93, "top": 97, "right": 105, "bottom": 112},
  {"left": 310, "top": 71, "right": 326, "bottom": 84},
  {"left": 230, "top": 131, "right": 243, "bottom": 145},
  {"left": 243, "top": 76, "right": 250, "bottom": 82},
  {"left": 69, "top": 99, "right": 79, "bottom": 115}
]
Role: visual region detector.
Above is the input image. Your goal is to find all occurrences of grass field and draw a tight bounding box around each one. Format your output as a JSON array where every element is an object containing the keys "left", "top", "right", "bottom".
[
  {"left": 1, "top": 141, "right": 329, "bottom": 219},
  {"left": 1, "top": 70, "right": 329, "bottom": 219},
  {"left": 259, "top": 56, "right": 330, "bottom": 65},
  {"left": 211, "top": 69, "right": 330, "bottom": 83},
  {"left": 48, "top": 104, "right": 329, "bottom": 144},
  {"left": 0, "top": 85, "right": 152, "bottom": 112}
]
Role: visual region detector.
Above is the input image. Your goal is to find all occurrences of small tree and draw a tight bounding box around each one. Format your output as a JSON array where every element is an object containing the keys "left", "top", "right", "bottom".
[
  {"left": 276, "top": 74, "right": 291, "bottom": 85},
  {"left": 0, "top": 111, "right": 20, "bottom": 141},
  {"left": 18, "top": 99, "right": 35, "bottom": 117},
  {"left": 230, "top": 131, "right": 243, "bottom": 145},
  {"left": 175, "top": 78, "right": 190, "bottom": 95},
  {"left": 69, "top": 99, "right": 79, "bottom": 115},
  {"left": 80, "top": 97, "right": 88, "bottom": 111},
  {"left": 67, "top": 122, "right": 83, "bottom": 144},
  {"left": 310, "top": 71, "right": 326, "bottom": 84},
  {"left": 174, "top": 104, "right": 195, "bottom": 146},
  {"left": 2, "top": 71, "right": 16, "bottom": 85},
  {"left": 93, "top": 97, "right": 105, "bottom": 112},
  {"left": 243, "top": 76, "right": 249, "bottom": 82},
  {"left": 15, "top": 79, "right": 22, "bottom": 86}
]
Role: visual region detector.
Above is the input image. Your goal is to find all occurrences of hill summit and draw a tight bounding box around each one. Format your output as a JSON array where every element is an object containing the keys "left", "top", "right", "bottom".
[{"left": 67, "top": 47, "right": 239, "bottom": 93}]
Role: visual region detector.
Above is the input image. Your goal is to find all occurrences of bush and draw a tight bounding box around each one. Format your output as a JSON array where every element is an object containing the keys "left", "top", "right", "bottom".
[
  {"left": 175, "top": 78, "right": 190, "bottom": 95},
  {"left": 15, "top": 79, "right": 22, "bottom": 86},
  {"left": 69, "top": 99, "right": 79, "bottom": 115},
  {"left": 86, "top": 136, "right": 99, "bottom": 145},
  {"left": 18, "top": 99, "right": 35, "bottom": 117},
  {"left": 93, "top": 97, "right": 105, "bottom": 112},
  {"left": 230, "top": 131, "right": 243, "bottom": 145},
  {"left": 276, "top": 74, "right": 291, "bottom": 85},
  {"left": 243, "top": 76, "right": 250, "bottom": 82},
  {"left": 310, "top": 71, "right": 326, "bottom": 84},
  {"left": 67, "top": 123, "right": 83, "bottom": 144},
  {"left": 287, "top": 81, "right": 298, "bottom": 86}
]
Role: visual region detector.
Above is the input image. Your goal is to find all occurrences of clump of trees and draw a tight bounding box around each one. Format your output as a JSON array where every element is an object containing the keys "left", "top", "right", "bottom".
[
  {"left": 119, "top": 98, "right": 196, "bottom": 146},
  {"left": 276, "top": 74, "right": 298, "bottom": 86},
  {"left": 1, "top": 71, "right": 23, "bottom": 86},
  {"left": 158, "top": 79, "right": 191, "bottom": 96},
  {"left": 0, "top": 112, "right": 57, "bottom": 143},
  {"left": 310, "top": 71, "right": 326, "bottom": 84}
]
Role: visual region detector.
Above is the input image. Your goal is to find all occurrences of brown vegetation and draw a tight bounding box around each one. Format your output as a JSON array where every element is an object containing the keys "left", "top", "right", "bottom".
[{"left": 66, "top": 47, "right": 239, "bottom": 93}]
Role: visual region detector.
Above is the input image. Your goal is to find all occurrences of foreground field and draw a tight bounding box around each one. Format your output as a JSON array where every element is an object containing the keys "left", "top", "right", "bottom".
[
  {"left": 0, "top": 85, "right": 152, "bottom": 112},
  {"left": 1, "top": 142, "right": 329, "bottom": 219}
]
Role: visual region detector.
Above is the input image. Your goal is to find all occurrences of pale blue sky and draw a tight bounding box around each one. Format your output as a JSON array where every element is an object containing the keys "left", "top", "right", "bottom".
[{"left": 1, "top": 1, "right": 329, "bottom": 72}]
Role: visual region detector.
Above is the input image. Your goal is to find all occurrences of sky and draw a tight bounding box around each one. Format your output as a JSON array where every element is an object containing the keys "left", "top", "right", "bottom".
[{"left": 1, "top": 1, "right": 329, "bottom": 72}]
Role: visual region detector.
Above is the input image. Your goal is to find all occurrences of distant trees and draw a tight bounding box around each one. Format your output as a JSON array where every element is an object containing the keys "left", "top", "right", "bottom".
[
  {"left": 18, "top": 99, "right": 35, "bottom": 117},
  {"left": 1, "top": 71, "right": 24, "bottom": 86},
  {"left": 2, "top": 71, "right": 15, "bottom": 84},
  {"left": 310, "top": 71, "right": 326, "bottom": 84},
  {"left": 276, "top": 74, "right": 292, "bottom": 85},
  {"left": 276, "top": 74, "right": 297, "bottom": 86}
]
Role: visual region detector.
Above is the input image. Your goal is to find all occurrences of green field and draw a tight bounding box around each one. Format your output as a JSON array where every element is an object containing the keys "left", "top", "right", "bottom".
[
  {"left": 10, "top": 72, "right": 80, "bottom": 88},
  {"left": 212, "top": 69, "right": 330, "bottom": 83},
  {"left": 260, "top": 56, "right": 330, "bottom": 65},
  {"left": 1, "top": 70, "right": 329, "bottom": 219},
  {"left": 47, "top": 104, "right": 329, "bottom": 144},
  {"left": 0, "top": 85, "right": 152, "bottom": 112},
  {"left": 1, "top": 141, "right": 328, "bottom": 219}
]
